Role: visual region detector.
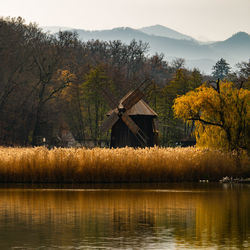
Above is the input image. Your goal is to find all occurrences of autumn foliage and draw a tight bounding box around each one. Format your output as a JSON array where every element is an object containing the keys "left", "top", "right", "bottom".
[
  {"left": 173, "top": 82, "right": 250, "bottom": 152},
  {"left": 1, "top": 16, "right": 250, "bottom": 151}
]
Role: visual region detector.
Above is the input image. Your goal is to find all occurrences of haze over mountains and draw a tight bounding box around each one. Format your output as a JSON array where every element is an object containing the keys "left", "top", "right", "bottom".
[
  {"left": 139, "top": 25, "right": 194, "bottom": 41},
  {"left": 43, "top": 24, "right": 250, "bottom": 74}
]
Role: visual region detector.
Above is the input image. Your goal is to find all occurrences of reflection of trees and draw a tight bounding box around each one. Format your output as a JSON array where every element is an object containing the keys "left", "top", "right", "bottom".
[
  {"left": 194, "top": 185, "right": 250, "bottom": 249},
  {"left": 0, "top": 187, "right": 249, "bottom": 249}
]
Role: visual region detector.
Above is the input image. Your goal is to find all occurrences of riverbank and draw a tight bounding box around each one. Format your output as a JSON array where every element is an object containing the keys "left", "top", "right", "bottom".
[{"left": 0, "top": 147, "right": 249, "bottom": 183}]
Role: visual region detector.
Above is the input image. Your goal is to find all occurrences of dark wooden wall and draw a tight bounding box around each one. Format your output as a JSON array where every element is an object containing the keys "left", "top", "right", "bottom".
[{"left": 110, "top": 115, "right": 155, "bottom": 148}]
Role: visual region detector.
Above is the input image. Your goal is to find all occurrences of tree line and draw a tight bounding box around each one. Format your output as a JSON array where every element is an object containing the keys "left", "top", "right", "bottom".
[{"left": 0, "top": 17, "right": 249, "bottom": 149}]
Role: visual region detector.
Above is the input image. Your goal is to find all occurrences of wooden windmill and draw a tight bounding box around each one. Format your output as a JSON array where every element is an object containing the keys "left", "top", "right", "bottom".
[{"left": 101, "top": 80, "right": 158, "bottom": 148}]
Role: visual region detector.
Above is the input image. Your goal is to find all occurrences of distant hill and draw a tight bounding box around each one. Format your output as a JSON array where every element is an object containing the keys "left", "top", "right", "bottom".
[
  {"left": 211, "top": 32, "right": 250, "bottom": 58},
  {"left": 42, "top": 26, "right": 73, "bottom": 33},
  {"left": 43, "top": 25, "right": 250, "bottom": 74},
  {"left": 216, "top": 31, "right": 250, "bottom": 47},
  {"left": 71, "top": 27, "right": 149, "bottom": 44},
  {"left": 139, "top": 24, "right": 194, "bottom": 41},
  {"left": 69, "top": 27, "right": 216, "bottom": 60}
]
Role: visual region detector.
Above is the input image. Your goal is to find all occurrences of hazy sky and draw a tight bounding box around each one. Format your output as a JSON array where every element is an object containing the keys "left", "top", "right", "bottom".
[{"left": 1, "top": 0, "right": 250, "bottom": 41}]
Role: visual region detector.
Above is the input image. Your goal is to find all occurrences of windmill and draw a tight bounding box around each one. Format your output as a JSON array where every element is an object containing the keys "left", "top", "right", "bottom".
[{"left": 100, "top": 80, "right": 158, "bottom": 148}]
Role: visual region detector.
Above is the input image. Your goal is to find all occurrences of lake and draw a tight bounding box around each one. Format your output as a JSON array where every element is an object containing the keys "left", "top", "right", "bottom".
[{"left": 0, "top": 183, "right": 249, "bottom": 249}]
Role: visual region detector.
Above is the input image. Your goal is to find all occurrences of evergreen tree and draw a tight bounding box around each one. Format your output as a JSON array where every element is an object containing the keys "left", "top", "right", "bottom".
[{"left": 212, "top": 58, "right": 231, "bottom": 80}]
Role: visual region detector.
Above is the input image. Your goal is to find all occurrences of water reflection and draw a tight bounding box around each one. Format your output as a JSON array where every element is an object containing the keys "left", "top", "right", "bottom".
[{"left": 0, "top": 185, "right": 249, "bottom": 249}]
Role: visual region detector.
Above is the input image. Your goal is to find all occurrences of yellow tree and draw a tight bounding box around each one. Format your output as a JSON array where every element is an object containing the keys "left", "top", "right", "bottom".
[{"left": 173, "top": 81, "right": 250, "bottom": 152}]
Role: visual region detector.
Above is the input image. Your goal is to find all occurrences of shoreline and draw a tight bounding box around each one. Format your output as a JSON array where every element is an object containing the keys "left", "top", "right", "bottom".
[{"left": 0, "top": 181, "right": 249, "bottom": 191}]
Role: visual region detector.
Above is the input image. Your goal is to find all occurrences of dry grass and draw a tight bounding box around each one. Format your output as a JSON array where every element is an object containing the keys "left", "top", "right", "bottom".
[{"left": 0, "top": 146, "right": 249, "bottom": 183}]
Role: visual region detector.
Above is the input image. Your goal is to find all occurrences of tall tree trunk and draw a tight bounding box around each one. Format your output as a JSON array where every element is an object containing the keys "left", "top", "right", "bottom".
[{"left": 32, "top": 105, "right": 43, "bottom": 146}]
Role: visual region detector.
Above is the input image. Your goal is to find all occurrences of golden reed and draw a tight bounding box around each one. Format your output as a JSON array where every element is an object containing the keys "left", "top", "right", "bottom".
[{"left": 0, "top": 147, "right": 249, "bottom": 183}]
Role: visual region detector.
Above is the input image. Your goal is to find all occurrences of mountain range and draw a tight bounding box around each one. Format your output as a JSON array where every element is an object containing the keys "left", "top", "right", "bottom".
[{"left": 43, "top": 24, "right": 250, "bottom": 74}]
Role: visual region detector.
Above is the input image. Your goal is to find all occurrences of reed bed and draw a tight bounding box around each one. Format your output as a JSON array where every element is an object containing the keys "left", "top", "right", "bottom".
[{"left": 0, "top": 147, "right": 249, "bottom": 183}]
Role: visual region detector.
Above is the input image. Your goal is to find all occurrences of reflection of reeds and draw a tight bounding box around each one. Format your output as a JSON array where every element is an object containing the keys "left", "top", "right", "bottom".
[
  {"left": 0, "top": 188, "right": 249, "bottom": 249},
  {"left": 0, "top": 147, "right": 249, "bottom": 183},
  {"left": 0, "top": 190, "right": 195, "bottom": 225}
]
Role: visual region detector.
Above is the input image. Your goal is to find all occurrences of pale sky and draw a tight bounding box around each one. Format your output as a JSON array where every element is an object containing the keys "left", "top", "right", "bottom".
[{"left": 1, "top": 0, "right": 250, "bottom": 41}]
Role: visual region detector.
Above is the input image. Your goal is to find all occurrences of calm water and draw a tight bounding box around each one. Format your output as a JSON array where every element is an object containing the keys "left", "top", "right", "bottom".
[{"left": 0, "top": 184, "right": 249, "bottom": 249}]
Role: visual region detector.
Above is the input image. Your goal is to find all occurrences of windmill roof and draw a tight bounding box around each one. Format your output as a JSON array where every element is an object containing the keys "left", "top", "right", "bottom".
[{"left": 107, "top": 92, "right": 158, "bottom": 117}]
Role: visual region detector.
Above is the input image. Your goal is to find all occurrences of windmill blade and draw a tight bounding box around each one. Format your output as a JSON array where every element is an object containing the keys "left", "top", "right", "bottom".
[
  {"left": 121, "top": 79, "right": 151, "bottom": 110},
  {"left": 121, "top": 113, "right": 148, "bottom": 146},
  {"left": 121, "top": 89, "right": 144, "bottom": 110},
  {"left": 137, "top": 78, "right": 152, "bottom": 92},
  {"left": 99, "top": 86, "right": 119, "bottom": 109},
  {"left": 101, "top": 111, "right": 119, "bottom": 132}
]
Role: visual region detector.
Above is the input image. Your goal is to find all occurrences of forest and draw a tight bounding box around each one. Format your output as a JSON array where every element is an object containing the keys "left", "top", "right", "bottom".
[{"left": 0, "top": 17, "right": 249, "bottom": 150}]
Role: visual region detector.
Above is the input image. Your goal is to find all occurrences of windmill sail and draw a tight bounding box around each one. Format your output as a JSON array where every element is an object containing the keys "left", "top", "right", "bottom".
[
  {"left": 121, "top": 113, "right": 148, "bottom": 146},
  {"left": 121, "top": 89, "right": 144, "bottom": 110},
  {"left": 101, "top": 111, "right": 119, "bottom": 132},
  {"left": 99, "top": 86, "right": 119, "bottom": 109},
  {"left": 121, "top": 79, "right": 151, "bottom": 110}
]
